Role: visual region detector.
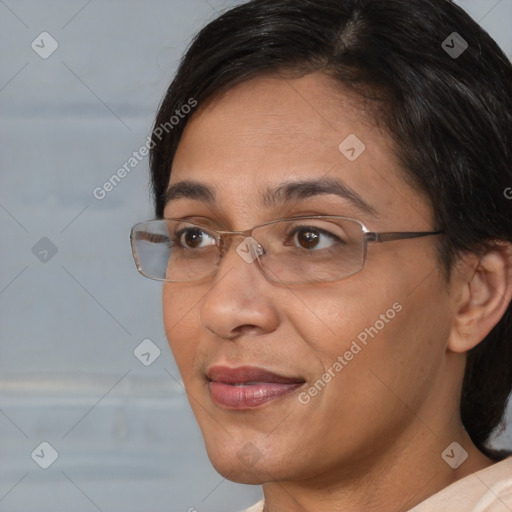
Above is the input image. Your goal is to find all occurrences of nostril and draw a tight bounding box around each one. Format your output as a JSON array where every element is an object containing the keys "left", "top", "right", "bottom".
[{"left": 232, "top": 324, "right": 264, "bottom": 337}]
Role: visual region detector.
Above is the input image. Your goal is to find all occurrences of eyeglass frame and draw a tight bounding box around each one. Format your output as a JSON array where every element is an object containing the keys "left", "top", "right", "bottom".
[{"left": 130, "top": 215, "right": 444, "bottom": 284}]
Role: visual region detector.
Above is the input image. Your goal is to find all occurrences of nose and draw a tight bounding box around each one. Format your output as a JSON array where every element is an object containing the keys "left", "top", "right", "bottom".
[{"left": 199, "top": 236, "right": 279, "bottom": 340}]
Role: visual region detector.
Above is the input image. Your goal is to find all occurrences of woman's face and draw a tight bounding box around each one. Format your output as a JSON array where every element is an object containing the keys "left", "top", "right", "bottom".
[{"left": 162, "top": 72, "right": 454, "bottom": 483}]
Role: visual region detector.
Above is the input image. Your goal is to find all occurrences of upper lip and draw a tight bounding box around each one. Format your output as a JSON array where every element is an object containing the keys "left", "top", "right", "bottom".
[{"left": 207, "top": 365, "right": 305, "bottom": 385}]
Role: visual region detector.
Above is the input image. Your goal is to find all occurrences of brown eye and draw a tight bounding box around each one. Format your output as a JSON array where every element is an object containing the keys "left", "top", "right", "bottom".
[
  {"left": 287, "top": 226, "right": 341, "bottom": 250},
  {"left": 295, "top": 229, "right": 320, "bottom": 249},
  {"left": 175, "top": 228, "right": 215, "bottom": 249}
]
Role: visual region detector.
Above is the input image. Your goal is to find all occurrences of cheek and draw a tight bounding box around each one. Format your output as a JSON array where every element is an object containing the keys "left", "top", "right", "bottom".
[
  {"left": 286, "top": 281, "right": 400, "bottom": 360},
  {"left": 162, "top": 284, "right": 202, "bottom": 376},
  {"left": 288, "top": 262, "right": 448, "bottom": 401}
]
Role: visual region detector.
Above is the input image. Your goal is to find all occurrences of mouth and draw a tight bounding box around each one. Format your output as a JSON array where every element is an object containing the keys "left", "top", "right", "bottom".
[{"left": 206, "top": 365, "right": 306, "bottom": 409}]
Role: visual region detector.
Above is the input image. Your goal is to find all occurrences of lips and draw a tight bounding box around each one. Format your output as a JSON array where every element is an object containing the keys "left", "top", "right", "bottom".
[{"left": 207, "top": 366, "right": 305, "bottom": 409}]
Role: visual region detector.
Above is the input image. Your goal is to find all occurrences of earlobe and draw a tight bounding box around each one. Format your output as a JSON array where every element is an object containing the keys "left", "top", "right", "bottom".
[{"left": 448, "top": 243, "right": 512, "bottom": 354}]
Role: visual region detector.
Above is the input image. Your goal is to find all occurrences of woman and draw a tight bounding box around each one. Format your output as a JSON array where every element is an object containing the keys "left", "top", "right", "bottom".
[{"left": 130, "top": 0, "right": 512, "bottom": 510}]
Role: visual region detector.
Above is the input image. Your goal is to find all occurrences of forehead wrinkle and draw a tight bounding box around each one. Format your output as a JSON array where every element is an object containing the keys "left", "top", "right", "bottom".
[{"left": 261, "top": 178, "right": 377, "bottom": 216}]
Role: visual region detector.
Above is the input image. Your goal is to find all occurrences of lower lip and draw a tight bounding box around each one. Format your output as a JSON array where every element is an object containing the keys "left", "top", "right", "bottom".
[{"left": 208, "top": 381, "right": 304, "bottom": 409}]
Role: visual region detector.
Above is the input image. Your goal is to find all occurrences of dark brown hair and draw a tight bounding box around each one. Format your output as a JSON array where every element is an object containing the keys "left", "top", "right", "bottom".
[{"left": 149, "top": 0, "right": 512, "bottom": 458}]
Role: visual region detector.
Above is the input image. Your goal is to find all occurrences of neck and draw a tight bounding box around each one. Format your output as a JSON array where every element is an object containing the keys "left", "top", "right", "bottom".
[{"left": 260, "top": 427, "right": 493, "bottom": 512}]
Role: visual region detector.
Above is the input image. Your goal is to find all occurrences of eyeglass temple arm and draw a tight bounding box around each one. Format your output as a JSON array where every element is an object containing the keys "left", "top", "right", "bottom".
[{"left": 365, "top": 230, "right": 444, "bottom": 243}]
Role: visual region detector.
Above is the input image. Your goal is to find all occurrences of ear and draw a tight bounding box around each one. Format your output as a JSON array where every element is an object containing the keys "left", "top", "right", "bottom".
[{"left": 448, "top": 242, "right": 512, "bottom": 354}]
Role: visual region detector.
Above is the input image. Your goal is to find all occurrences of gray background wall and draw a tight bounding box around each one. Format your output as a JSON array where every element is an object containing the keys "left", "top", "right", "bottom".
[{"left": 1, "top": 1, "right": 511, "bottom": 511}]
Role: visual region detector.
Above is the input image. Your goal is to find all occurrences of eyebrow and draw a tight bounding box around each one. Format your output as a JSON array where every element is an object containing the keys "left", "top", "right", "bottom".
[{"left": 164, "top": 177, "right": 376, "bottom": 215}]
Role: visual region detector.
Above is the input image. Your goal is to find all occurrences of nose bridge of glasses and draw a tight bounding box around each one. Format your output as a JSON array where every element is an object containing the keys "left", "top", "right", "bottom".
[{"left": 216, "top": 228, "right": 263, "bottom": 256}]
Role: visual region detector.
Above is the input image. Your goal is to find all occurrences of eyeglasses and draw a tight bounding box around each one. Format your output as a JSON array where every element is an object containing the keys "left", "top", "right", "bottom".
[{"left": 130, "top": 216, "right": 443, "bottom": 285}]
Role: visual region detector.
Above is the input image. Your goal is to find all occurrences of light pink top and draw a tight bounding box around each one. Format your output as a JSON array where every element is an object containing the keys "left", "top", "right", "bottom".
[{"left": 242, "top": 457, "right": 512, "bottom": 512}]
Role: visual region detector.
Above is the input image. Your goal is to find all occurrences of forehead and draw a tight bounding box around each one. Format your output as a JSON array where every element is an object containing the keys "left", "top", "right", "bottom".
[{"left": 168, "top": 72, "right": 433, "bottom": 229}]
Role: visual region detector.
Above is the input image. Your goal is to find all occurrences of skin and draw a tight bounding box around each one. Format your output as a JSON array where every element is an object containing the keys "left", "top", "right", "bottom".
[{"left": 161, "top": 72, "right": 512, "bottom": 512}]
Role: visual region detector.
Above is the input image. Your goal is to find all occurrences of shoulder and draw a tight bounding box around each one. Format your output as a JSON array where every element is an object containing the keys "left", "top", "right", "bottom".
[
  {"left": 409, "top": 457, "right": 512, "bottom": 512},
  {"left": 241, "top": 500, "right": 264, "bottom": 512}
]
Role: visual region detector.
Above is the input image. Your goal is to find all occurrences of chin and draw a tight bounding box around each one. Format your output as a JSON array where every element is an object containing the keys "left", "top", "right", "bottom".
[
  {"left": 203, "top": 439, "right": 267, "bottom": 483},
  {"left": 211, "top": 461, "right": 270, "bottom": 485},
  {"left": 204, "top": 438, "right": 307, "bottom": 485}
]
